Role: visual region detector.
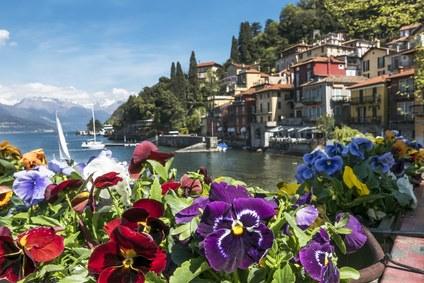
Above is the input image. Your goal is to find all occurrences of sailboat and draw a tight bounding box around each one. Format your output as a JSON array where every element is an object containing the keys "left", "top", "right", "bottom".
[
  {"left": 56, "top": 112, "right": 72, "bottom": 161},
  {"left": 81, "top": 106, "right": 105, "bottom": 150}
]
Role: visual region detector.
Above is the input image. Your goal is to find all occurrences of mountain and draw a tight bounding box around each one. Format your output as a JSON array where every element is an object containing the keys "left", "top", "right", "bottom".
[
  {"left": 0, "top": 97, "right": 122, "bottom": 132},
  {"left": 0, "top": 103, "right": 53, "bottom": 133}
]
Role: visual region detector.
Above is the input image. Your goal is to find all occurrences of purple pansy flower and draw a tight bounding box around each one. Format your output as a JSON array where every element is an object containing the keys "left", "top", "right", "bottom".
[
  {"left": 325, "top": 143, "right": 344, "bottom": 157},
  {"left": 48, "top": 159, "right": 74, "bottom": 176},
  {"left": 12, "top": 166, "right": 54, "bottom": 206},
  {"left": 370, "top": 152, "right": 395, "bottom": 173},
  {"left": 175, "top": 196, "right": 209, "bottom": 224},
  {"left": 175, "top": 182, "right": 251, "bottom": 224},
  {"left": 299, "top": 241, "right": 338, "bottom": 282},
  {"left": 314, "top": 155, "right": 343, "bottom": 176},
  {"left": 295, "top": 164, "right": 315, "bottom": 183},
  {"left": 296, "top": 192, "right": 312, "bottom": 206},
  {"left": 313, "top": 228, "right": 331, "bottom": 244},
  {"left": 336, "top": 213, "right": 367, "bottom": 253},
  {"left": 197, "top": 198, "right": 275, "bottom": 272},
  {"left": 296, "top": 205, "right": 318, "bottom": 229}
]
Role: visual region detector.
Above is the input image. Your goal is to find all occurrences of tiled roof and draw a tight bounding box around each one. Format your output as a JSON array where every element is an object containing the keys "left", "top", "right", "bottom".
[
  {"left": 348, "top": 68, "right": 415, "bottom": 89},
  {"left": 197, "top": 61, "right": 221, "bottom": 68},
  {"left": 291, "top": 56, "right": 344, "bottom": 67},
  {"left": 301, "top": 75, "right": 367, "bottom": 87},
  {"left": 386, "top": 36, "right": 410, "bottom": 45},
  {"left": 361, "top": 47, "right": 394, "bottom": 58},
  {"left": 348, "top": 75, "right": 388, "bottom": 89},
  {"left": 237, "top": 83, "right": 293, "bottom": 97},
  {"left": 400, "top": 23, "right": 422, "bottom": 31}
]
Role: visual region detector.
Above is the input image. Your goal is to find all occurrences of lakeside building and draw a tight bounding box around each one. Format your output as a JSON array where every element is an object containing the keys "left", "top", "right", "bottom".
[
  {"left": 249, "top": 83, "right": 294, "bottom": 148},
  {"left": 275, "top": 43, "right": 310, "bottom": 72},
  {"left": 348, "top": 75, "right": 389, "bottom": 135},
  {"left": 291, "top": 56, "right": 346, "bottom": 118},
  {"left": 300, "top": 75, "right": 366, "bottom": 124},
  {"left": 387, "top": 68, "right": 416, "bottom": 138},
  {"left": 361, "top": 46, "right": 394, "bottom": 77},
  {"left": 196, "top": 61, "right": 222, "bottom": 87}
]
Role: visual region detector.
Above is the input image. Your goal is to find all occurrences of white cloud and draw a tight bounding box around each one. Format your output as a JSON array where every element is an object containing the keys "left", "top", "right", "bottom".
[
  {"left": 0, "top": 82, "right": 134, "bottom": 107},
  {"left": 0, "top": 29, "right": 10, "bottom": 46}
]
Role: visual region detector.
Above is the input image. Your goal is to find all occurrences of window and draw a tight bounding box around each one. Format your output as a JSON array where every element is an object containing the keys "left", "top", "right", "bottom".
[
  {"left": 267, "top": 102, "right": 270, "bottom": 112},
  {"left": 362, "top": 60, "right": 370, "bottom": 72},
  {"left": 372, "top": 87, "right": 377, "bottom": 101},
  {"left": 277, "top": 92, "right": 281, "bottom": 98},
  {"left": 268, "top": 116, "right": 271, "bottom": 122},
  {"left": 372, "top": 107, "right": 377, "bottom": 118},
  {"left": 260, "top": 103, "right": 263, "bottom": 112},
  {"left": 377, "top": 56, "right": 385, "bottom": 68},
  {"left": 277, "top": 101, "right": 281, "bottom": 109},
  {"left": 260, "top": 117, "right": 263, "bottom": 123},
  {"left": 359, "top": 90, "right": 364, "bottom": 103},
  {"left": 377, "top": 70, "right": 385, "bottom": 76}
]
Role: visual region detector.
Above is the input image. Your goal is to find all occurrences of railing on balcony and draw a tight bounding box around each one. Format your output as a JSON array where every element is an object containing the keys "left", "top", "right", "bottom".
[
  {"left": 351, "top": 95, "right": 381, "bottom": 105},
  {"left": 412, "top": 104, "right": 424, "bottom": 115},
  {"left": 350, "top": 116, "right": 382, "bottom": 124}
]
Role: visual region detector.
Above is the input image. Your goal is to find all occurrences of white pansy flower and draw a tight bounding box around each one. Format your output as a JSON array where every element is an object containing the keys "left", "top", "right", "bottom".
[{"left": 396, "top": 175, "right": 417, "bottom": 209}]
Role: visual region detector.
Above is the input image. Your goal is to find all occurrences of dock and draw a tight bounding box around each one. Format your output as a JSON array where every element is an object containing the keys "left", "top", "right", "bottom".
[{"left": 104, "top": 143, "right": 138, "bottom": 147}]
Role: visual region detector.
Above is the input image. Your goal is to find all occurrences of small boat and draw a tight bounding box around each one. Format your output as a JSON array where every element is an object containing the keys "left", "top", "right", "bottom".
[
  {"left": 217, "top": 142, "right": 228, "bottom": 152},
  {"left": 56, "top": 112, "right": 72, "bottom": 161},
  {"left": 81, "top": 106, "right": 105, "bottom": 150}
]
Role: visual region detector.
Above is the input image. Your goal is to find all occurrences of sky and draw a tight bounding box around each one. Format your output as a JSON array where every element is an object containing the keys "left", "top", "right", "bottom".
[{"left": 0, "top": 0, "right": 291, "bottom": 106}]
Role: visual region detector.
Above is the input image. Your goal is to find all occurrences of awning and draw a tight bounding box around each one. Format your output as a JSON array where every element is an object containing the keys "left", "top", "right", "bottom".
[
  {"left": 228, "top": 128, "right": 236, "bottom": 133},
  {"left": 287, "top": 128, "right": 295, "bottom": 132},
  {"left": 298, "top": 127, "right": 311, "bottom": 132},
  {"left": 240, "top": 127, "right": 246, "bottom": 133}
]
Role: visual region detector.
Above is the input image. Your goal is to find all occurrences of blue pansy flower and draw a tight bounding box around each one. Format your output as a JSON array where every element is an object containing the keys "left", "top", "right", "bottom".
[
  {"left": 313, "top": 155, "right": 343, "bottom": 176},
  {"left": 370, "top": 152, "right": 395, "bottom": 173},
  {"left": 303, "top": 149, "right": 326, "bottom": 165},
  {"left": 342, "top": 137, "right": 373, "bottom": 160},
  {"left": 325, "top": 143, "right": 344, "bottom": 157},
  {"left": 295, "top": 164, "right": 315, "bottom": 183},
  {"left": 48, "top": 159, "right": 74, "bottom": 176}
]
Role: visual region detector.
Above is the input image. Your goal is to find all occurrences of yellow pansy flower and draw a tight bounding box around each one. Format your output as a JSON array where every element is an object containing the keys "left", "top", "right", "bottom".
[
  {"left": 343, "top": 166, "right": 369, "bottom": 196},
  {"left": 0, "top": 140, "right": 21, "bottom": 159},
  {"left": 20, "top": 148, "right": 47, "bottom": 170},
  {"left": 277, "top": 182, "right": 300, "bottom": 196},
  {"left": 392, "top": 139, "right": 409, "bottom": 158},
  {"left": 374, "top": 136, "right": 384, "bottom": 145},
  {"left": 0, "top": 186, "right": 13, "bottom": 208}
]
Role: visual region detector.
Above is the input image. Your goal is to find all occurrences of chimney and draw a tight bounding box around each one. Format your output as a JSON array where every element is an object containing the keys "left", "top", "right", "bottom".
[{"left": 376, "top": 39, "right": 380, "bottom": 48}]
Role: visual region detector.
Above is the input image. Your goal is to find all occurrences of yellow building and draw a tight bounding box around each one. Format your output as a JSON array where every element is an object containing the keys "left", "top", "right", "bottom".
[
  {"left": 348, "top": 75, "right": 389, "bottom": 135},
  {"left": 361, "top": 47, "right": 393, "bottom": 78},
  {"left": 254, "top": 84, "right": 294, "bottom": 127}
]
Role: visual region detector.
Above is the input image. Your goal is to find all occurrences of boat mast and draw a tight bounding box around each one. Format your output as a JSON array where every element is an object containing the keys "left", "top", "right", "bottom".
[{"left": 92, "top": 105, "right": 96, "bottom": 142}]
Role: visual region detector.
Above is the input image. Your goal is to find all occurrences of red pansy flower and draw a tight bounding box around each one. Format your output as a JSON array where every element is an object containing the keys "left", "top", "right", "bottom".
[
  {"left": 104, "top": 199, "right": 168, "bottom": 244},
  {"left": 180, "top": 174, "right": 203, "bottom": 196},
  {"left": 88, "top": 225, "right": 167, "bottom": 283},
  {"left": 94, "top": 172, "right": 123, "bottom": 189},
  {"left": 0, "top": 226, "right": 64, "bottom": 282},
  {"left": 128, "top": 141, "right": 174, "bottom": 179},
  {"left": 161, "top": 180, "right": 180, "bottom": 195},
  {"left": 45, "top": 179, "right": 83, "bottom": 202}
]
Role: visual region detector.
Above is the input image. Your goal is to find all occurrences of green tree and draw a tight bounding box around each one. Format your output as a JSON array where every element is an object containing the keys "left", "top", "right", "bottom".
[
  {"left": 316, "top": 115, "right": 335, "bottom": 139},
  {"left": 324, "top": 0, "right": 424, "bottom": 38},
  {"left": 238, "top": 22, "right": 254, "bottom": 63},
  {"left": 86, "top": 118, "right": 103, "bottom": 132},
  {"left": 230, "top": 36, "right": 239, "bottom": 63},
  {"left": 170, "top": 62, "right": 176, "bottom": 80},
  {"left": 174, "top": 61, "right": 187, "bottom": 101},
  {"left": 188, "top": 50, "right": 199, "bottom": 102}
]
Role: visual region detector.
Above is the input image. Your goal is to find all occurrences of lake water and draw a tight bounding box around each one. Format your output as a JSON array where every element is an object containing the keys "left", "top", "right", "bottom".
[{"left": 0, "top": 132, "right": 301, "bottom": 190}]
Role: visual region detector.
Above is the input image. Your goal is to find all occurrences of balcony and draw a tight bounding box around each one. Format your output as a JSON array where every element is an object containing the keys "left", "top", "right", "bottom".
[
  {"left": 302, "top": 98, "right": 322, "bottom": 105},
  {"left": 350, "top": 116, "right": 382, "bottom": 124},
  {"left": 392, "top": 114, "right": 414, "bottom": 122},
  {"left": 412, "top": 104, "right": 424, "bottom": 115},
  {"left": 351, "top": 95, "right": 381, "bottom": 105}
]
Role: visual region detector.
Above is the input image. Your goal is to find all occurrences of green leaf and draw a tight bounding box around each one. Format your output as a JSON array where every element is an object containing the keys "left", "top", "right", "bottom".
[
  {"left": 247, "top": 267, "right": 267, "bottom": 283},
  {"left": 150, "top": 176, "right": 162, "bottom": 202},
  {"left": 284, "top": 212, "right": 310, "bottom": 247},
  {"left": 38, "top": 264, "right": 64, "bottom": 278},
  {"left": 328, "top": 225, "right": 347, "bottom": 254},
  {"left": 335, "top": 227, "right": 352, "bottom": 235},
  {"left": 271, "top": 264, "right": 295, "bottom": 283},
  {"left": 339, "top": 266, "right": 360, "bottom": 280},
  {"left": 72, "top": 247, "right": 91, "bottom": 258},
  {"left": 169, "top": 258, "right": 210, "bottom": 283},
  {"left": 147, "top": 160, "right": 168, "bottom": 181},
  {"left": 30, "top": 215, "right": 62, "bottom": 227},
  {"left": 64, "top": 232, "right": 80, "bottom": 246},
  {"left": 164, "top": 191, "right": 193, "bottom": 215},
  {"left": 345, "top": 194, "right": 389, "bottom": 208},
  {"left": 145, "top": 272, "right": 167, "bottom": 283}
]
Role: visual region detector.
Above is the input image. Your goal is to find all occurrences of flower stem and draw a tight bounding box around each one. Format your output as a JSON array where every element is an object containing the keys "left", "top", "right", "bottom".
[
  {"left": 232, "top": 270, "right": 241, "bottom": 283},
  {"left": 106, "top": 187, "right": 122, "bottom": 215}
]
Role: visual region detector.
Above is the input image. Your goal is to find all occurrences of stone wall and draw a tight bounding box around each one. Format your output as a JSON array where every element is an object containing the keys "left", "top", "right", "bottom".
[{"left": 158, "top": 135, "right": 217, "bottom": 148}]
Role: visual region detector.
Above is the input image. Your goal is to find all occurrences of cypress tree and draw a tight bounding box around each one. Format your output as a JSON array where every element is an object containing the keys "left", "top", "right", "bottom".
[
  {"left": 230, "top": 36, "right": 239, "bottom": 63},
  {"left": 170, "top": 62, "right": 176, "bottom": 80},
  {"left": 188, "top": 51, "right": 199, "bottom": 103},
  {"left": 175, "top": 62, "right": 187, "bottom": 101},
  {"left": 238, "top": 22, "right": 253, "bottom": 64}
]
